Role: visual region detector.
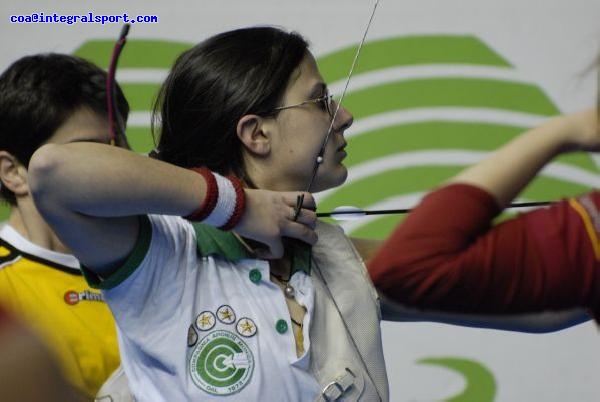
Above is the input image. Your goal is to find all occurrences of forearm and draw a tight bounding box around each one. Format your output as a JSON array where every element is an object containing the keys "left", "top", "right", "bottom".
[
  {"left": 379, "top": 294, "right": 589, "bottom": 333},
  {"left": 29, "top": 142, "right": 204, "bottom": 218},
  {"left": 449, "top": 115, "right": 571, "bottom": 207},
  {"left": 29, "top": 142, "right": 318, "bottom": 269},
  {"left": 369, "top": 184, "right": 504, "bottom": 311},
  {"left": 370, "top": 110, "right": 599, "bottom": 314},
  {"left": 370, "top": 184, "right": 600, "bottom": 314}
]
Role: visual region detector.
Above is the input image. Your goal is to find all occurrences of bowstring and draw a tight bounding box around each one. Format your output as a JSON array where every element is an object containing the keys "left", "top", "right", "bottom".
[{"left": 295, "top": 0, "right": 380, "bottom": 219}]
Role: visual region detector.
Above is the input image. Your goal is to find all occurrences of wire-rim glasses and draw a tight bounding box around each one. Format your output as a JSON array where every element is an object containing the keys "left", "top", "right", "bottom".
[{"left": 273, "top": 93, "right": 335, "bottom": 118}]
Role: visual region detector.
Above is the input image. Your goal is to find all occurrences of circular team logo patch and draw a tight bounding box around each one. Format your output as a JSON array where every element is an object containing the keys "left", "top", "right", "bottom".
[
  {"left": 189, "top": 330, "right": 254, "bottom": 395},
  {"left": 236, "top": 318, "right": 257, "bottom": 337},
  {"left": 188, "top": 325, "right": 198, "bottom": 347},
  {"left": 64, "top": 290, "right": 79, "bottom": 305},
  {"left": 196, "top": 311, "right": 216, "bottom": 331},
  {"left": 216, "top": 305, "right": 236, "bottom": 324}
]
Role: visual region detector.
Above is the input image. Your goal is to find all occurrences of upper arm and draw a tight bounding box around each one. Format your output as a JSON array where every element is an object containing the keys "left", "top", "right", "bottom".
[
  {"left": 27, "top": 142, "right": 208, "bottom": 276},
  {"left": 37, "top": 202, "right": 139, "bottom": 276},
  {"left": 28, "top": 143, "right": 139, "bottom": 275}
]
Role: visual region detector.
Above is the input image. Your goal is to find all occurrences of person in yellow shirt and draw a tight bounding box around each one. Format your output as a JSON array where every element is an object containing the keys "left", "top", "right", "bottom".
[
  {"left": 0, "top": 53, "right": 128, "bottom": 399},
  {"left": 0, "top": 304, "right": 81, "bottom": 402}
]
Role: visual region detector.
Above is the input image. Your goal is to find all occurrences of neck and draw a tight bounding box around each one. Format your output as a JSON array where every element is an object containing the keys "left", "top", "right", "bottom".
[
  {"left": 8, "top": 199, "right": 70, "bottom": 254},
  {"left": 269, "top": 252, "right": 292, "bottom": 279}
]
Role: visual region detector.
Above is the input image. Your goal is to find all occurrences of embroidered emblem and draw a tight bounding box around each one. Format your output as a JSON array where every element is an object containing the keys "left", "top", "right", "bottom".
[
  {"left": 217, "top": 305, "right": 236, "bottom": 324},
  {"left": 188, "top": 324, "right": 198, "bottom": 347},
  {"left": 196, "top": 311, "right": 216, "bottom": 331},
  {"left": 189, "top": 330, "right": 254, "bottom": 395},
  {"left": 63, "top": 290, "right": 104, "bottom": 305},
  {"left": 236, "top": 317, "right": 257, "bottom": 337}
]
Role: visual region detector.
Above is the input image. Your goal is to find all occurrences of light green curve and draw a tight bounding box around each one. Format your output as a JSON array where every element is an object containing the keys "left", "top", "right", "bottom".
[
  {"left": 345, "top": 121, "right": 597, "bottom": 172},
  {"left": 343, "top": 78, "right": 559, "bottom": 119},
  {"left": 73, "top": 39, "right": 192, "bottom": 69},
  {"left": 320, "top": 165, "right": 591, "bottom": 211},
  {"left": 127, "top": 126, "right": 156, "bottom": 154},
  {"left": 317, "top": 35, "right": 511, "bottom": 83},
  {"left": 118, "top": 82, "right": 161, "bottom": 112},
  {"left": 417, "top": 357, "right": 496, "bottom": 402}
]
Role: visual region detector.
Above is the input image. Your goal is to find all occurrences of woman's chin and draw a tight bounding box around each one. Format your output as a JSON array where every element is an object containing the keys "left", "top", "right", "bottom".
[{"left": 313, "top": 167, "right": 348, "bottom": 193}]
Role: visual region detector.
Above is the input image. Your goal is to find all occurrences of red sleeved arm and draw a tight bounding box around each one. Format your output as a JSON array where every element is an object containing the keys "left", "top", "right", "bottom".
[{"left": 368, "top": 183, "right": 600, "bottom": 314}]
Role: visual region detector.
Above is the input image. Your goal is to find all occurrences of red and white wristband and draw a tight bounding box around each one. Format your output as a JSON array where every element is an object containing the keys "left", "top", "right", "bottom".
[{"left": 184, "top": 167, "right": 246, "bottom": 230}]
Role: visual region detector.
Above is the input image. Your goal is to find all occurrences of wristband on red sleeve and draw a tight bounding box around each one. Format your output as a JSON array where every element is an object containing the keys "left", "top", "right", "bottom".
[{"left": 184, "top": 167, "right": 246, "bottom": 230}]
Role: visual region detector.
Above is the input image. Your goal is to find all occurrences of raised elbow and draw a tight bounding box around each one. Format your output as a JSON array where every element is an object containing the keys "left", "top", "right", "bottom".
[{"left": 28, "top": 143, "right": 64, "bottom": 205}]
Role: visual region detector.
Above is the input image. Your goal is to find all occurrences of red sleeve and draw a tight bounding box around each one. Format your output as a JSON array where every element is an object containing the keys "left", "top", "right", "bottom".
[{"left": 368, "top": 183, "right": 600, "bottom": 314}]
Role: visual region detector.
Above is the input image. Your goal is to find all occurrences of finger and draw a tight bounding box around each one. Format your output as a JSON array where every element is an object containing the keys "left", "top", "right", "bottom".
[
  {"left": 281, "top": 221, "right": 318, "bottom": 245},
  {"left": 255, "top": 248, "right": 275, "bottom": 260},
  {"left": 261, "top": 239, "right": 284, "bottom": 259},
  {"left": 293, "top": 194, "right": 304, "bottom": 221},
  {"left": 298, "top": 192, "right": 316, "bottom": 210},
  {"left": 293, "top": 208, "right": 317, "bottom": 229},
  {"left": 283, "top": 191, "right": 316, "bottom": 211}
]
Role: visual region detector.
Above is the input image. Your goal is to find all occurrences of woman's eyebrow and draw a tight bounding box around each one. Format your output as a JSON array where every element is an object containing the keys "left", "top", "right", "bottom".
[{"left": 308, "top": 82, "right": 327, "bottom": 98}]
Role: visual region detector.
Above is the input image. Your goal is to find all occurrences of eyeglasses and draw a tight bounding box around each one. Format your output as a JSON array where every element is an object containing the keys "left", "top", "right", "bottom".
[{"left": 273, "top": 93, "right": 335, "bottom": 118}]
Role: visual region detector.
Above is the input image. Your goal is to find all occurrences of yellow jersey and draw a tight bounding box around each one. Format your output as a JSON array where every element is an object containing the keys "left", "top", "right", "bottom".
[{"left": 0, "top": 225, "right": 120, "bottom": 398}]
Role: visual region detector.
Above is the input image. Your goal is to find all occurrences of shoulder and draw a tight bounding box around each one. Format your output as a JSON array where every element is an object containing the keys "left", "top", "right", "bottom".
[
  {"left": 0, "top": 226, "right": 81, "bottom": 274},
  {"left": 0, "top": 237, "right": 21, "bottom": 270},
  {"left": 84, "top": 214, "right": 197, "bottom": 291}
]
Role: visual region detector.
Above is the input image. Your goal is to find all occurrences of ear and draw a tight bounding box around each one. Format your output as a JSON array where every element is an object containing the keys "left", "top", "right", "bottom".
[
  {"left": 0, "top": 151, "right": 29, "bottom": 197},
  {"left": 236, "top": 114, "right": 271, "bottom": 156}
]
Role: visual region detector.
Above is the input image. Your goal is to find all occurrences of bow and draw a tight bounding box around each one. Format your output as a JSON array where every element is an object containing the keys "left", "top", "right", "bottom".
[
  {"left": 294, "top": 0, "right": 381, "bottom": 220},
  {"left": 294, "top": 0, "right": 556, "bottom": 221},
  {"left": 106, "top": 23, "right": 131, "bottom": 146}
]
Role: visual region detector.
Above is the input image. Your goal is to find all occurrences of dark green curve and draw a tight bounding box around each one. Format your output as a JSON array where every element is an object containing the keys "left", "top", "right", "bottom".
[
  {"left": 345, "top": 121, "right": 597, "bottom": 172},
  {"left": 417, "top": 357, "right": 496, "bottom": 402},
  {"left": 73, "top": 39, "right": 192, "bottom": 69},
  {"left": 317, "top": 35, "right": 511, "bottom": 83},
  {"left": 343, "top": 78, "right": 559, "bottom": 119}
]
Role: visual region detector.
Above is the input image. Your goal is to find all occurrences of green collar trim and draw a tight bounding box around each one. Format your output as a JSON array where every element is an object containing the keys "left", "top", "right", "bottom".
[
  {"left": 191, "top": 223, "right": 311, "bottom": 275},
  {"left": 81, "top": 215, "right": 152, "bottom": 290}
]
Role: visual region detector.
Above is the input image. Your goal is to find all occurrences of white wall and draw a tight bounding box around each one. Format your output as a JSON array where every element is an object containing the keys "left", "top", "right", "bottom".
[{"left": 2, "top": 1, "right": 599, "bottom": 400}]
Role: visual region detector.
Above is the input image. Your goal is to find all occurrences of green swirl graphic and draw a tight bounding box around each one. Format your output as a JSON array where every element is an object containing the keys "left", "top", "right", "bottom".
[
  {"left": 316, "top": 35, "right": 597, "bottom": 238},
  {"left": 197, "top": 338, "right": 245, "bottom": 386},
  {"left": 0, "top": 32, "right": 580, "bottom": 399},
  {"left": 189, "top": 330, "right": 253, "bottom": 395},
  {"left": 2, "top": 34, "right": 594, "bottom": 228},
  {"left": 418, "top": 357, "right": 496, "bottom": 401}
]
